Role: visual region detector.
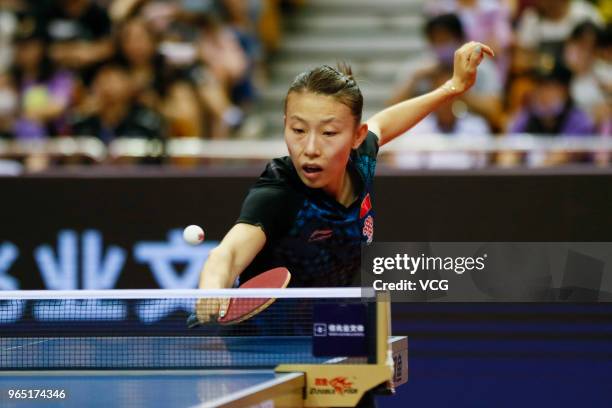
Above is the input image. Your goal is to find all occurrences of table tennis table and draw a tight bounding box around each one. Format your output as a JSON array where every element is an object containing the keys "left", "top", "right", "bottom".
[{"left": 0, "top": 335, "right": 408, "bottom": 408}]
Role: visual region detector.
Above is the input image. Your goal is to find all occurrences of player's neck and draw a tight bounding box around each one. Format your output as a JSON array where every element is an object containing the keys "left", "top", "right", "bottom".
[{"left": 326, "top": 169, "right": 357, "bottom": 208}]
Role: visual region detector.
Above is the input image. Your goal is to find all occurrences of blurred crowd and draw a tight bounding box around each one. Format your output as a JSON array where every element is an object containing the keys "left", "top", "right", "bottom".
[
  {"left": 0, "top": 0, "right": 610, "bottom": 169},
  {"left": 0, "top": 0, "right": 299, "bottom": 144},
  {"left": 391, "top": 0, "right": 611, "bottom": 167}
]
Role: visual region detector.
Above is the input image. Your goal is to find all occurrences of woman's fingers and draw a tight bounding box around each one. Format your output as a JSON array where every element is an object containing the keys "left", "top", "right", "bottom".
[
  {"left": 219, "top": 298, "right": 230, "bottom": 318},
  {"left": 480, "top": 44, "right": 495, "bottom": 57},
  {"left": 468, "top": 42, "right": 495, "bottom": 58},
  {"left": 468, "top": 46, "right": 484, "bottom": 70},
  {"left": 449, "top": 41, "right": 495, "bottom": 93},
  {"left": 196, "top": 298, "right": 221, "bottom": 323}
]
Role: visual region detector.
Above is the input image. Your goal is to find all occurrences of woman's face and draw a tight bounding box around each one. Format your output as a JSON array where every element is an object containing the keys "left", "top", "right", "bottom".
[
  {"left": 93, "top": 68, "right": 133, "bottom": 104},
  {"left": 121, "top": 21, "right": 156, "bottom": 66},
  {"left": 531, "top": 81, "right": 568, "bottom": 118},
  {"left": 564, "top": 32, "right": 597, "bottom": 73},
  {"left": 284, "top": 91, "right": 366, "bottom": 195}
]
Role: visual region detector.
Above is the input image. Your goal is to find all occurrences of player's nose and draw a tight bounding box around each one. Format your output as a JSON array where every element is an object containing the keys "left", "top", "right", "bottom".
[{"left": 303, "top": 133, "right": 320, "bottom": 158}]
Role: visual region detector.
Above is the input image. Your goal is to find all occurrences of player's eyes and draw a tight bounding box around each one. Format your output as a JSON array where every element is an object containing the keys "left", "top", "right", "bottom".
[
  {"left": 323, "top": 131, "right": 338, "bottom": 137},
  {"left": 292, "top": 128, "right": 305, "bottom": 134}
]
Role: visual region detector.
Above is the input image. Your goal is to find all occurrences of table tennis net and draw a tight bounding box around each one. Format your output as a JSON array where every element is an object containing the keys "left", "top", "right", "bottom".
[{"left": 0, "top": 289, "right": 377, "bottom": 370}]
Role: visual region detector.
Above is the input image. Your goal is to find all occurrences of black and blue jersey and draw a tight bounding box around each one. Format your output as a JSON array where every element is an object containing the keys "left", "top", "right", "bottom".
[{"left": 237, "top": 131, "right": 379, "bottom": 287}]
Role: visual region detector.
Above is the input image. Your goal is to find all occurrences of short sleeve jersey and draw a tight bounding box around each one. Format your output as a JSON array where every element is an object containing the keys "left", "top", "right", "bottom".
[{"left": 237, "top": 131, "right": 379, "bottom": 287}]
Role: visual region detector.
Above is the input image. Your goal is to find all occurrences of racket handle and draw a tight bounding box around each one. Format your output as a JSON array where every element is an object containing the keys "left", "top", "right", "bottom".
[{"left": 186, "top": 313, "right": 200, "bottom": 328}]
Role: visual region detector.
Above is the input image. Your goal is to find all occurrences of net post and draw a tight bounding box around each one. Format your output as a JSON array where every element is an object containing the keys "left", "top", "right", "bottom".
[
  {"left": 375, "top": 291, "right": 391, "bottom": 366},
  {"left": 274, "top": 290, "right": 397, "bottom": 406}
]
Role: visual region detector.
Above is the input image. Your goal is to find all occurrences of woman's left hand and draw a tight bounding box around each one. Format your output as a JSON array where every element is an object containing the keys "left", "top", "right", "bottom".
[{"left": 447, "top": 41, "right": 495, "bottom": 95}]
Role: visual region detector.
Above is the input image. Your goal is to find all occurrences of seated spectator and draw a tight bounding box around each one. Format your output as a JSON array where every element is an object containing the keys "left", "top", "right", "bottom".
[
  {"left": 196, "top": 13, "right": 249, "bottom": 101},
  {"left": 44, "top": 0, "right": 114, "bottom": 82},
  {"left": 117, "top": 17, "right": 202, "bottom": 137},
  {"left": 509, "top": 62, "right": 595, "bottom": 135},
  {"left": 563, "top": 21, "right": 610, "bottom": 134},
  {"left": 70, "top": 64, "right": 165, "bottom": 143},
  {"left": 187, "top": 13, "right": 247, "bottom": 138},
  {"left": 509, "top": 0, "right": 604, "bottom": 118},
  {"left": 389, "top": 13, "right": 503, "bottom": 131},
  {"left": 392, "top": 66, "right": 491, "bottom": 169},
  {"left": 514, "top": 0, "right": 603, "bottom": 69},
  {"left": 424, "top": 0, "right": 513, "bottom": 81},
  {"left": 10, "top": 16, "right": 76, "bottom": 140},
  {"left": 505, "top": 61, "right": 595, "bottom": 166},
  {"left": 133, "top": 6, "right": 246, "bottom": 139},
  {"left": 218, "top": 0, "right": 261, "bottom": 104}
]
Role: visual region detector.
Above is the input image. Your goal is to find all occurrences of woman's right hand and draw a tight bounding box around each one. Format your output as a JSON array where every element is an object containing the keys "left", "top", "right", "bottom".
[
  {"left": 194, "top": 296, "right": 230, "bottom": 324},
  {"left": 191, "top": 223, "right": 266, "bottom": 326}
]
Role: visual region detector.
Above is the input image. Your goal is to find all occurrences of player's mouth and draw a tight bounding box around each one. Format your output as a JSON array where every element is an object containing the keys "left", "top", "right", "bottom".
[{"left": 301, "top": 164, "right": 323, "bottom": 180}]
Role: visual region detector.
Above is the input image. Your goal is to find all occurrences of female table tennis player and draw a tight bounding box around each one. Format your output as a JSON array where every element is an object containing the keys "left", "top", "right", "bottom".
[{"left": 198, "top": 42, "right": 493, "bottom": 318}]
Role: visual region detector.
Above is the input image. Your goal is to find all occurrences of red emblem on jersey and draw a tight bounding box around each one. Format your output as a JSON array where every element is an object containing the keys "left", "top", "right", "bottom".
[
  {"left": 363, "top": 215, "right": 374, "bottom": 244},
  {"left": 359, "top": 194, "right": 372, "bottom": 219}
]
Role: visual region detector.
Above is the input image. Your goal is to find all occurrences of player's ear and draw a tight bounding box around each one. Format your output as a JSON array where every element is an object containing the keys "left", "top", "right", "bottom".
[{"left": 352, "top": 122, "right": 369, "bottom": 149}]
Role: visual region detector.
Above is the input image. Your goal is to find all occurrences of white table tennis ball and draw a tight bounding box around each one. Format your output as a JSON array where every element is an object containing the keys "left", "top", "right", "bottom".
[{"left": 183, "top": 225, "right": 205, "bottom": 245}]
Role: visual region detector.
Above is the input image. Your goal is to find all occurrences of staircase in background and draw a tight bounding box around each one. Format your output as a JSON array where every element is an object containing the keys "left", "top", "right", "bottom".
[{"left": 256, "top": 0, "right": 426, "bottom": 138}]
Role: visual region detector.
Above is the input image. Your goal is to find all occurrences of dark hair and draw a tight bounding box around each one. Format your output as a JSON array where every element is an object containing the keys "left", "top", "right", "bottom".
[
  {"left": 535, "top": 60, "right": 573, "bottom": 86},
  {"left": 11, "top": 15, "right": 53, "bottom": 84},
  {"left": 569, "top": 21, "right": 601, "bottom": 43},
  {"left": 115, "top": 17, "right": 174, "bottom": 97},
  {"left": 285, "top": 63, "right": 363, "bottom": 124},
  {"left": 14, "top": 14, "right": 48, "bottom": 43},
  {"left": 424, "top": 14, "right": 465, "bottom": 41},
  {"left": 94, "top": 63, "right": 130, "bottom": 80},
  {"left": 598, "top": 24, "right": 611, "bottom": 48}
]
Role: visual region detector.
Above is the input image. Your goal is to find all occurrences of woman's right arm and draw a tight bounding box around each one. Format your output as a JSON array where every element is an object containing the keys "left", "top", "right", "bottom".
[
  {"left": 195, "top": 223, "right": 266, "bottom": 324},
  {"left": 198, "top": 223, "right": 267, "bottom": 289}
]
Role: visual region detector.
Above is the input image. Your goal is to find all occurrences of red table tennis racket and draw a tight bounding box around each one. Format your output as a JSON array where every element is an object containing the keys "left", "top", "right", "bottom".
[{"left": 217, "top": 267, "right": 291, "bottom": 325}]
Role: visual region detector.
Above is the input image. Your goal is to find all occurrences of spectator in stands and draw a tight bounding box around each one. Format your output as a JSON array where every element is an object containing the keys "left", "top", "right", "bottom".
[
  {"left": 514, "top": 0, "right": 603, "bottom": 70},
  {"left": 44, "top": 0, "right": 114, "bottom": 82},
  {"left": 392, "top": 65, "right": 491, "bottom": 169},
  {"left": 424, "top": 0, "right": 513, "bottom": 81},
  {"left": 197, "top": 13, "right": 250, "bottom": 102},
  {"left": 218, "top": 0, "right": 261, "bottom": 104},
  {"left": 509, "top": 0, "right": 604, "bottom": 119},
  {"left": 70, "top": 64, "right": 164, "bottom": 143},
  {"left": 116, "top": 17, "right": 202, "bottom": 137},
  {"left": 505, "top": 61, "right": 595, "bottom": 166},
  {"left": 389, "top": 14, "right": 503, "bottom": 131},
  {"left": 563, "top": 21, "right": 610, "bottom": 134},
  {"left": 10, "top": 16, "right": 76, "bottom": 139},
  {"left": 509, "top": 62, "right": 595, "bottom": 135},
  {"left": 185, "top": 13, "right": 247, "bottom": 138}
]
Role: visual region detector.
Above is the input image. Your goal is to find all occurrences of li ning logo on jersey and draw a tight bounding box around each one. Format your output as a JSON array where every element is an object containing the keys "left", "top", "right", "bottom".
[{"left": 308, "top": 229, "right": 334, "bottom": 242}]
